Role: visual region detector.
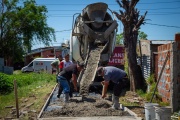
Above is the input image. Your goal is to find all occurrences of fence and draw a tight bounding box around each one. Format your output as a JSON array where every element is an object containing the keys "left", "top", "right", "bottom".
[{"left": 0, "top": 58, "right": 14, "bottom": 75}]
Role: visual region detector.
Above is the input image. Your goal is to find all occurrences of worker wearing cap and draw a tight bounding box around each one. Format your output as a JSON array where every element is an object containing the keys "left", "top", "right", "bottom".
[
  {"left": 57, "top": 62, "right": 84, "bottom": 102},
  {"left": 57, "top": 53, "right": 73, "bottom": 98},
  {"left": 51, "top": 55, "right": 63, "bottom": 75},
  {"left": 51, "top": 55, "right": 64, "bottom": 99},
  {"left": 96, "top": 66, "right": 127, "bottom": 109}
]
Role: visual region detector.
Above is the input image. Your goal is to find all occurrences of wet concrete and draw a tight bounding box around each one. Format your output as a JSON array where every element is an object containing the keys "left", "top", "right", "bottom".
[{"left": 38, "top": 85, "right": 142, "bottom": 120}]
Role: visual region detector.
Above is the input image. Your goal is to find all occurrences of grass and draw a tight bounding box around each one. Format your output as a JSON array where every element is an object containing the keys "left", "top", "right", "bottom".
[{"left": 0, "top": 71, "right": 56, "bottom": 119}]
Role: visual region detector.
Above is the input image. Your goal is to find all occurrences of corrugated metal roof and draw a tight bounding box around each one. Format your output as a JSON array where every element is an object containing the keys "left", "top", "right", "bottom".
[
  {"left": 150, "top": 40, "right": 174, "bottom": 44},
  {"left": 26, "top": 46, "right": 63, "bottom": 56}
]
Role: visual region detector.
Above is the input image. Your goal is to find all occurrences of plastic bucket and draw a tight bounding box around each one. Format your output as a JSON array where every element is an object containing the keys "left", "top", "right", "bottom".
[
  {"left": 155, "top": 106, "right": 171, "bottom": 120},
  {"left": 144, "top": 103, "right": 159, "bottom": 120}
]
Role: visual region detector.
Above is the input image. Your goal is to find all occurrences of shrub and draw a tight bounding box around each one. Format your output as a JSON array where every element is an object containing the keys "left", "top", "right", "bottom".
[{"left": 0, "top": 73, "right": 13, "bottom": 94}]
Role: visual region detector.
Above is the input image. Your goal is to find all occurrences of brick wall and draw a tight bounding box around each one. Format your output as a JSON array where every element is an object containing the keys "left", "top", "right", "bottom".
[
  {"left": 156, "top": 33, "right": 180, "bottom": 112},
  {"left": 157, "top": 43, "right": 171, "bottom": 103}
]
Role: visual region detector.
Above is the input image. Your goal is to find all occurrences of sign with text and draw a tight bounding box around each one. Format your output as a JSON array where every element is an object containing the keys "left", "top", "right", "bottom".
[{"left": 108, "top": 46, "right": 125, "bottom": 66}]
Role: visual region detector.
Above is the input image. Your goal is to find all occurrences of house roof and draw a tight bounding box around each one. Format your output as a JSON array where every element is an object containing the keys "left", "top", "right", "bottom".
[
  {"left": 150, "top": 40, "right": 174, "bottom": 44},
  {"left": 26, "top": 46, "right": 62, "bottom": 56}
]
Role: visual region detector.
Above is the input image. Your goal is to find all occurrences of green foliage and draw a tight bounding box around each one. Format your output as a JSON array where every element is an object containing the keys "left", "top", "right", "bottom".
[
  {"left": 136, "top": 89, "right": 146, "bottom": 98},
  {"left": 0, "top": 72, "right": 55, "bottom": 95},
  {"left": 124, "top": 52, "right": 129, "bottom": 75},
  {"left": 0, "top": 0, "right": 56, "bottom": 62},
  {"left": 0, "top": 73, "right": 13, "bottom": 94},
  {"left": 138, "top": 31, "right": 148, "bottom": 40},
  {"left": 116, "top": 31, "right": 148, "bottom": 45},
  {"left": 146, "top": 74, "right": 155, "bottom": 85},
  {"left": 145, "top": 75, "right": 159, "bottom": 102},
  {"left": 116, "top": 33, "right": 123, "bottom": 45},
  {"left": 0, "top": 71, "right": 56, "bottom": 118}
]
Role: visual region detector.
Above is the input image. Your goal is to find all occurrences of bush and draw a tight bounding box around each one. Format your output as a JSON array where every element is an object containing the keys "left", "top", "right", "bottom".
[{"left": 0, "top": 73, "right": 13, "bottom": 94}]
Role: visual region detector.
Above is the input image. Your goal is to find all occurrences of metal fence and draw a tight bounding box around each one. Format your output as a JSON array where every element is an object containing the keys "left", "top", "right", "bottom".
[{"left": 0, "top": 58, "right": 13, "bottom": 74}]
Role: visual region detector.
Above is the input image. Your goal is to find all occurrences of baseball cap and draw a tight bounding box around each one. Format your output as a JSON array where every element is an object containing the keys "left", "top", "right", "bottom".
[
  {"left": 58, "top": 55, "right": 62, "bottom": 58},
  {"left": 77, "top": 61, "right": 84, "bottom": 68}
]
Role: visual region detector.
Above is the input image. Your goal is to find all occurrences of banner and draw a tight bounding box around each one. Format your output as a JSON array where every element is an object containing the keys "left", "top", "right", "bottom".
[{"left": 108, "top": 46, "right": 125, "bottom": 66}]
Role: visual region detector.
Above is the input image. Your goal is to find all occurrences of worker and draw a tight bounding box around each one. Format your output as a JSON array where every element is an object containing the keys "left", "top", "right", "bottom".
[
  {"left": 59, "top": 53, "right": 73, "bottom": 71},
  {"left": 57, "top": 53, "right": 73, "bottom": 98},
  {"left": 51, "top": 55, "right": 63, "bottom": 98},
  {"left": 96, "top": 66, "right": 127, "bottom": 110},
  {"left": 57, "top": 62, "right": 84, "bottom": 102},
  {"left": 51, "top": 54, "right": 63, "bottom": 76}
]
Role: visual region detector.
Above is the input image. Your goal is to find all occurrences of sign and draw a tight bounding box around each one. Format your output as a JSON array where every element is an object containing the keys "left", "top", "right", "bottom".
[
  {"left": 36, "top": 62, "right": 43, "bottom": 65},
  {"left": 108, "top": 46, "right": 125, "bottom": 66}
]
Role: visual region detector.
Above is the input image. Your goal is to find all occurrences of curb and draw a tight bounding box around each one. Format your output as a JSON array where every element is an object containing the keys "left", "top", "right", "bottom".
[{"left": 120, "top": 104, "right": 143, "bottom": 120}]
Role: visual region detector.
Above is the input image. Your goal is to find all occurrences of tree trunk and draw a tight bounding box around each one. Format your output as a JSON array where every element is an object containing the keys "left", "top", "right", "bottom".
[
  {"left": 125, "top": 37, "right": 146, "bottom": 91},
  {"left": 114, "top": 0, "right": 147, "bottom": 91}
]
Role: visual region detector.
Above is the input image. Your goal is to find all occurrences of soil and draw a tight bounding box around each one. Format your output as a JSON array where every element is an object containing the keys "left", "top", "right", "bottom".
[{"left": 120, "top": 91, "right": 146, "bottom": 119}]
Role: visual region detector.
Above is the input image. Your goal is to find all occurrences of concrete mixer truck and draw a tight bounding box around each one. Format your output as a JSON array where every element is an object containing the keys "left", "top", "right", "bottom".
[{"left": 70, "top": 2, "right": 118, "bottom": 95}]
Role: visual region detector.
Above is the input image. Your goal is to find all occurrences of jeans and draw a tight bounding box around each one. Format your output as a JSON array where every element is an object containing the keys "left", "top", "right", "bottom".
[
  {"left": 113, "top": 80, "right": 124, "bottom": 96},
  {"left": 57, "top": 76, "right": 70, "bottom": 93}
]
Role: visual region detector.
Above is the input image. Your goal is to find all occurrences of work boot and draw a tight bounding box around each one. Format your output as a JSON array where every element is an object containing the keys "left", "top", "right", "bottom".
[
  {"left": 112, "top": 95, "right": 120, "bottom": 110},
  {"left": 64, "top": 93, "right": 70, "bottom": 102}
]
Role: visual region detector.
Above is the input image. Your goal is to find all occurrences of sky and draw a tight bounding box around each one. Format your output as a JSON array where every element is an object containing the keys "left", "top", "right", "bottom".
[{"left": 31, "top": 0, "right": 180, "bottom": 49}]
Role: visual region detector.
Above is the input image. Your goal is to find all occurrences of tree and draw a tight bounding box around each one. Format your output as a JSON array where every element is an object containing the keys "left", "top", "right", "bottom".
[
  {"left": 138, "top": 31, "right": 148, "bottom": 40},
  {"left": 0, "top": 0, "right": 55, "bottom": 65},
  {"left": 116, "top": 31, "right": 148, "bottom": 45},
  {"left": 114, "top": 0, "right": 147, "bottom": 91},
  {"left": 116, "top": 33, "right": 123, "bottom": 45}
]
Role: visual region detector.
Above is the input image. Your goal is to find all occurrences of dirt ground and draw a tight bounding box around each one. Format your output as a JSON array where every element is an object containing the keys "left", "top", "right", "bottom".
[{"left": 121, "top": 91, "right": 146, "bottom": 119}]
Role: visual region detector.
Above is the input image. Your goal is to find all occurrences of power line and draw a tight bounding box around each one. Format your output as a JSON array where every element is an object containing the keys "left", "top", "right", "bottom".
[
  {"left": 140, "top": 7, "right": 180, "bottom": 11},
  {"left": 37, "top": 1, "right": 180, "bottom": 6},
  {"left": 146, "top": 23, "right": 180, "bottom": 28},
  {"left": 55, "top": 29, "right": 71, "bottom": 32},
  {"left": 139, "top": 1, "right": 180, "bottom": 4},
  {"left": 48, "top": 7, "right": 180, "bottom": 11},
  {"left": 55, "top": 23, "right": 180, "bottom": 33}
]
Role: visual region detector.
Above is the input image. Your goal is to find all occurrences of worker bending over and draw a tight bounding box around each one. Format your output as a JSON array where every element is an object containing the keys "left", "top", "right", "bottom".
[
  {"left": 57, "top": 62, "right": 84, "bottom": 102},
  {"left": 57, "top": 53, "right": 73, "bottom": 98},
  {"left": 96, "top": 66, "right": 127, "bottom": 110}
]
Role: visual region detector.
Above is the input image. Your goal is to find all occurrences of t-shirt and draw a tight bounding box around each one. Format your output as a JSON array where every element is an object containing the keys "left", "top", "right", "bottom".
[
  {"left": 59, "top": 60, "right": 73, "bottom": 70},
  {"left": 58, "top": 64, "right": 78, "bottom": 81},
  {"left": 51, "top": 59, "right": 60, "bottom": 74},
  {"left": 103, "top": 66, "right": 127, "bottom": 84}
]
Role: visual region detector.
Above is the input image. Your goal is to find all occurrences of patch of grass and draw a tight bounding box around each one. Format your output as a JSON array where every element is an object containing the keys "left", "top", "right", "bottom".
[
  {"left": 0, "top": 71, "right": 56, "bottom": 119},
  {"left": 136, "top": 89, "right": 146, "bottom": 98},
  {"left": 120, "top": 96, "right": 140, "bottom": 107}
]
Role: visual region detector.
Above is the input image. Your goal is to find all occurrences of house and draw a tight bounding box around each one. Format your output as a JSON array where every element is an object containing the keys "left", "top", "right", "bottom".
[
  {"left": 24, "top": 46, "right": 63, "bottom": 65},
  {"left": 137, "top": 39, "right": 174, "bottom": 80}
]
